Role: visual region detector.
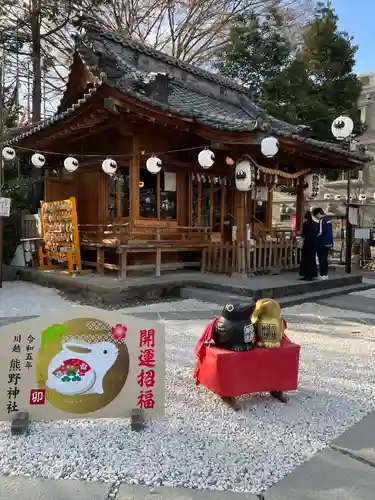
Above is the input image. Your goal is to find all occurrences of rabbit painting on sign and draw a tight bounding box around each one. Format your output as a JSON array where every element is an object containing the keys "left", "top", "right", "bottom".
[{"left": 46, "top": 341, "right": 118, "bottom": 396}]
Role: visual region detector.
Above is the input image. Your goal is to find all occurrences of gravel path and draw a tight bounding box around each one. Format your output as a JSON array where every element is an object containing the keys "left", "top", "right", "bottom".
[
  {"left": 1, "top": 283, "right": 375, "bottom": 494},
  {"left": 0, "top": 282, "right": 76, "bottom": 317}
]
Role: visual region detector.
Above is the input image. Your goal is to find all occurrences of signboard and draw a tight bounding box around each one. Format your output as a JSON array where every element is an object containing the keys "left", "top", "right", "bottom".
[
  {"left": 290, "top": 215, "right": 296, "bottom": 232},
  {"left": 354, "top": 228, "right": 370, "bottom": 240},
  {"left": 0, "top": 197, "right": 11, "bottom": 217},
  {"left": 0, "top": 307, "right": 165, "bottom": 421}
]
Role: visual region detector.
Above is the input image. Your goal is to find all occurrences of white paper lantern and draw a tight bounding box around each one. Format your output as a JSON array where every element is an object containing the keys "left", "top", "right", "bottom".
[
  {"left": 2, "top": 147, "right": 16, "bottom": 161},
  {"left": 304, "top": 173, "right": 320, "bottom": 198},
  {"left": 64, "top": 156, "right": 79, "bottom": 173},
  {"left": 260, "top": 136, "right": 279, "bottom": 158},
  {"left": 235, "top": 160, "right": 254, "bottom": 192},
  {"left": 146, "top": 156, "right": 162, "bottom": 174},
  {"left": 331, "top": 116, "right": 354, "bottom": 140},
  {"left": 198, "top": 148, "right": 215, "bottom": 168},
  {"left": 31, "top": 153, "right": 46, "bottom": 168},
  {"left": 102, "top": 158, "right": 117, "bottom": 175}
]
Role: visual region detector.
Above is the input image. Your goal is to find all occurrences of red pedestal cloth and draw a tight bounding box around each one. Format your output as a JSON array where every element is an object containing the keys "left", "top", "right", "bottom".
[{"left": 194, "top": 336, "right": 300, "bottom": 397}]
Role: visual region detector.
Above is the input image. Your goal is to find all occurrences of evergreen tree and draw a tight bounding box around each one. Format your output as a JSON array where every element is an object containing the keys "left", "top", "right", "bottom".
[
  {"left": 214, "top": 8, "right": 291, "bottom": 96},
  {"left": 262, "top": 2, "right": 363, "bottom": 141},
  {"left": 216, "top": 2, "right": 363, "bottom": 144}
]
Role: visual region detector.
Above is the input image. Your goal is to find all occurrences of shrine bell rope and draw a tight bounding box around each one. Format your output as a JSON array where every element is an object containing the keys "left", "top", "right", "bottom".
[
  {"left": 239, "top": 153, "right": 310, "bottom": 180},
  {"left": 254, "top": 164, "right": 310, "bottom": 179}
]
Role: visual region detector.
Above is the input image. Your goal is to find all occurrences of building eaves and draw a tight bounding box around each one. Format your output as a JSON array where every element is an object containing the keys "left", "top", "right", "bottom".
[{"left": 3, "top": 75, "right": 105, "bottom": 147}]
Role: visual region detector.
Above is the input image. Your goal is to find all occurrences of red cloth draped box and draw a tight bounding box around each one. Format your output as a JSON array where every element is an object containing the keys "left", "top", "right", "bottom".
[{"left": 194, "top": 319, "right": 300, "bottom": 397}]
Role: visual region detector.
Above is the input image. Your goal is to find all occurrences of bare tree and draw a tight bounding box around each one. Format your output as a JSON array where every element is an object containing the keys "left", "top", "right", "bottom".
[
  {"left": 0, "top": 0, "right": 107, "bottom": 123},
  {"left": 0, "top": 0, "right": 313, "bottom": 120},
  {"left": 95, "top": 0, "right": 314, "bottom": 65}
]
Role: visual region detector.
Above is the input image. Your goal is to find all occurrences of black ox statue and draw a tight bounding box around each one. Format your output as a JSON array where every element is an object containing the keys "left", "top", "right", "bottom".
[{"left": 213, "top": 303, "right": 256, "bottom": 351}]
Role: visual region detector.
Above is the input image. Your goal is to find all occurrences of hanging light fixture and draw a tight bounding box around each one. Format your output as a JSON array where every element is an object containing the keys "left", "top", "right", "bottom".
[
  {"left": 198, "top": 148, "right": 215, "bottom": 169},
  {"left": 235, "top": 158, "right": 255, "bottom": 192},
  {"left": 331, "top": 116, "right": 354, "bottom": 140},
  {"left": 225, "top": 156, "right": 235, "bottom": 166},
  {"left": 102, "top": 158, "right": 117, "bottom": 175},
  {"left": 146, "top": 156, "right": 162, "bottom": 174},
  {"left": 2, "top": 147, "right": 16, "bottom": 161},
  {"left": 31, "top": 153, "right": 46, "bottom": 168},
  {"left": 64, "top": 156, "right": 79, "bottom": 173},
  {"left": 260, "top": 136, "right": 279, "bottom": 158}
]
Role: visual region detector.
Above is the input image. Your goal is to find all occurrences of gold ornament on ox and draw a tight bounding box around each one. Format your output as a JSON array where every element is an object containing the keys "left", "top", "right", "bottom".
[
  {"left": 251, "top": 299, "right": 284, "bottom": 348},
  {"left": 35, "top": 318, "right": 130, "bottom": 414}
]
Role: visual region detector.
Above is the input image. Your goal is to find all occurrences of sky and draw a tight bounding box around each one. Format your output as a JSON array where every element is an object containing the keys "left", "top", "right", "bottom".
[{"left": 331, "top": 0, "right": 375, "bottom": 75}]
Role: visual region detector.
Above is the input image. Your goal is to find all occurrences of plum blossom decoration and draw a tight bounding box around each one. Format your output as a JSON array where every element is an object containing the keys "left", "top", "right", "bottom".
[{"left": 111, "top": 324, "right": 127, "bottom": 340}]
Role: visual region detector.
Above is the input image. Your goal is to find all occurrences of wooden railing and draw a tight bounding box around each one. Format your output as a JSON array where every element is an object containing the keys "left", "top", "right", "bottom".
[
  {"left": 202, "top": 240, "right": 301, "bottom": 275},
  {"left": 79, "top": 223, "right": 129, "bottom": 245},
  {"left": 78, "top": 224, "right": 213, "bottom": 278},
  {"left": 78, "top": 223, "right": 211, "bottom": 245}
]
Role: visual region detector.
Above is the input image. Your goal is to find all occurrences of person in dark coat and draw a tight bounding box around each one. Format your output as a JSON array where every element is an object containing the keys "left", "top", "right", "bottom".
[
  {"left": 312, "top": 207, "right": 333, "bottom": 280},
  {"left": 299, "top": 211, "right": 319, "bottom": 281}
]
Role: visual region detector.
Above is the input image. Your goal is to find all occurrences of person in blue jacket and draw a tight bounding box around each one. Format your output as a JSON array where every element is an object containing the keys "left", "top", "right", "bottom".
[{"left": 312, "top": 207, "right": 333, "bottom": 280}]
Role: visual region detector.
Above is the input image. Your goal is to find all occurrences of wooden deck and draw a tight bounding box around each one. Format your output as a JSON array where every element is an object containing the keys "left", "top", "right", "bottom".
[
  {"left": 79, "top": 223, "right": 211, "bottom": 278},
  {"left": 20, "top": 216, "right": 301, "bottom": 278}
]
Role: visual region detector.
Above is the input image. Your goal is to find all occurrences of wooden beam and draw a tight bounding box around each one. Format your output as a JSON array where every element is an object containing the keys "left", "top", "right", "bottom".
[
  {"left": 220, "top": 183, "right": 225, "bottom": 235},
  {"left": 157, "top": 172, "right": 161, "bottom": 221},
  {"left": 266, "top": 188, "right": 273, "bottom": 228},
  {"left": 209, "top": 179, "right": 214, "bottom": 227},
  {"left": 129, "top": 135, "right": 140, "bottom": 225},
  {"left": 197, "top": 178, "right": 202, "bottom": 224},
  {"left": 67, "top": 117, "right": 122, "bottom": 143},
  {"left": 188, "top": 173, "right": 193, "bottom": 226},
  {"left": 110, "top": 90, "right": 192, "bottom": 131},
  {"left": 295, "top": 177, "right": 305, "bottom": 233}
]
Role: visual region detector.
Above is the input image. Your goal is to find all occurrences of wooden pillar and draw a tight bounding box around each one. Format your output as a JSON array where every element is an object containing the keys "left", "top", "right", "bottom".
[
  {"left": 197, "top": 178, "right": 202, "bottom": 224},
  {"left": 296, "top": 177, "right": 305, "bottom": 233},
  {"left": 209, "top": 179, "right": 214, "bottom": 228},
  {"left": 266, "top": 188, "right": 273, "bottom": 228},
  {"left": 98, "top": 170, "right": 108, "bottom": 222},
  {"left": 156, "top": 172, "right": 161, "bottom": 221},
  {"left": 220, "top": 183, "right": 225, "bottom": 235},
  {"left": 129, "top": 135, "right": 140, "bottom": 225},
  {"left": 234, "top": 189, "right": 244, "bottom": 241}
]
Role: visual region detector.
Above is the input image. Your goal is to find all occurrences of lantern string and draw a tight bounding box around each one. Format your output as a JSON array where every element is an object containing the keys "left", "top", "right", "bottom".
[{"left": 7, "top": 144, "right": 215, "bottom": 159}]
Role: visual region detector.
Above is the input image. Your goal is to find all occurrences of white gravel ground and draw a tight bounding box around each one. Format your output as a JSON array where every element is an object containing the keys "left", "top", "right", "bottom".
[
  {"left": 1, "top": 283, "right": 375, "bottom": 493},
  {"left": 0, "top": 282, "right": 75, "bottom": 317},
  {"left": 351, "top": 286, "right": 375, "bottom": 299},
  {"left": 119, "top": 298, "right": 220, "bottom": 314}
]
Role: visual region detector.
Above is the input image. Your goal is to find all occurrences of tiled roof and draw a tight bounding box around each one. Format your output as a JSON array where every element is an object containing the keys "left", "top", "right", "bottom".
[
  {"left": 75, "top": 21, "right": 368, "bottom": 162},
  {"left": 4, "top": 16, "right": 370, "bottom": 163},
  {"left": 3, "top": 76, "right": 105, "bottom": 146}
]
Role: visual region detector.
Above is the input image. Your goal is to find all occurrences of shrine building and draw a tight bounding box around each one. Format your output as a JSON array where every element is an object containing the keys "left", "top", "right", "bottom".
[{"left": 3, "top": 17, "right": 369, "bottom": 277}]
